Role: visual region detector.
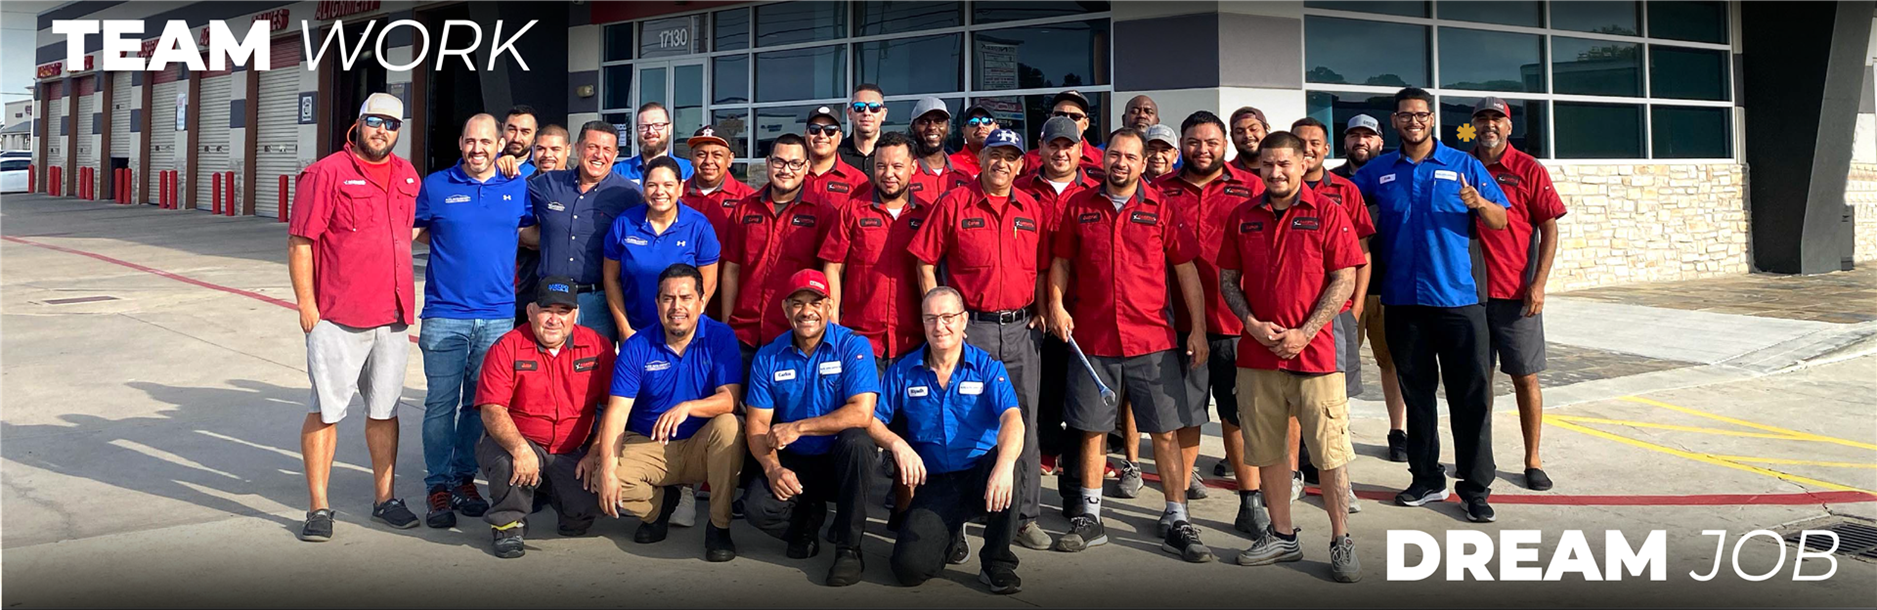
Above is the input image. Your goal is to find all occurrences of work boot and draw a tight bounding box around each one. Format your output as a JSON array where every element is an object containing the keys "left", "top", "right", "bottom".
[{"left": 634, "top": 487, "right": 682, "bottom": 543}]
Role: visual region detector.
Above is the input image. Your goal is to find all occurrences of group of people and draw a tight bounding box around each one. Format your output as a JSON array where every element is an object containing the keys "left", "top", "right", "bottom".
[{"left": 285, "top": 80, "right": 1566, "bottom": 592}]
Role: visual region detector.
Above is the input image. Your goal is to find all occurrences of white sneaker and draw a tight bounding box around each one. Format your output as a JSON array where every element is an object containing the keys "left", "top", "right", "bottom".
[
  {"left": 672, "top": 486, "right": 697, "bottom": 528},
  {"left": 1347, "top": 487, "right": 1362, "bottom": 514},
  {"left": 1290, "top": 472, "right": 1304, "bottom": 503}
]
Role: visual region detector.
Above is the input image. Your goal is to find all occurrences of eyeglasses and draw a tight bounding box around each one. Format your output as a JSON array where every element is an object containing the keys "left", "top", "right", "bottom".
[
  {"left": 362, "top": 116, "right": 402, "bottom": 131},
  {"left": 767, "top": 157, "right": 808, "bottom": 171},
  {"left": 1393, "top": 111, "right": 1434, "bottom": 124},
  {"left": 637, "top": 122, "right": 671, "bottom": 133},
  {"left": 966, "top": 117, "right": 996, "bottom": 127},
  {"left": 850, "top": 102, "right": 884, "bottom": 114},
  {"left": 806, "top": 124, "right": 842, "bottom": 136},
  {"left": 922, "top": 311, "right": 967, "bottom": 325},
  {"left": 1052, "top": 111, "right": 1087, "bottom": 122}
]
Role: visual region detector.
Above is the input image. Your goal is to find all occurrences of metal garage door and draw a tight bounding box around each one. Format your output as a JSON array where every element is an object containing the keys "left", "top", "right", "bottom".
[
  {"left": 75, "top": 75, "right": 95, "bottom": 159},
  {"left": 194, "top": 73, "right": 233, "bottom": 210},
  {"left": 110, "top": 71, "right": 132, "bottom": 157},
  {"left": 254, "top": 37, "right": 301, "bottom": 218},
  {"left": 147, "top": 67, "right": 182, "bottom": 204},
  {"left": 44, "top": 81, "right": 63, "bottom": 175}
]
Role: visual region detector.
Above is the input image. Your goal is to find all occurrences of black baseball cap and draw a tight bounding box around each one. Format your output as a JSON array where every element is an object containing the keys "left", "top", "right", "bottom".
[
  {"left": 1049, "top": 90, "right": 1091, "bottom": 113},
  {"left": 535, "top": 276, "right": 579, "bottom": 308}
]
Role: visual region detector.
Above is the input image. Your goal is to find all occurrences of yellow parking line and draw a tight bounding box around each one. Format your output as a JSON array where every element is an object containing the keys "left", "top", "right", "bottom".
[
  {"left": 1709, "top": 456, "right": 1877, "bottom": 469},
  {"left": 1545, "top": 415, "right": 1810, "bottom": 442},
  {"left": 1547, "top": 419, "right": 1877, "bottom": 496},
  {"left": 1620, "top": 396, "right": 1877, "bottom": 451}
]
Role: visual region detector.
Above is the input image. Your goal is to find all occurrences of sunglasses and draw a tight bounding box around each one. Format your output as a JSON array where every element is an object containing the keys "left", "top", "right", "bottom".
[
  {"left": 966, "top": 116, "right": 996, "bottom": 127},
  {"left": 806, "top": 124, "right": 842, "bottom": 136},
  {"left": 850, "top": 102, "right": 884, "bottom": 114},
  {"left": 1052, "top": 111, "right": 1087, "bottom": 122},
  {"left": 362, "top": 116, "right": 402, "bottom": 131}
]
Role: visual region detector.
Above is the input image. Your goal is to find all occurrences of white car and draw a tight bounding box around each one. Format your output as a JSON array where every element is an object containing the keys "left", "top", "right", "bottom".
[{"left": 0, "top": 158, "right": 29, "bottom": 193}]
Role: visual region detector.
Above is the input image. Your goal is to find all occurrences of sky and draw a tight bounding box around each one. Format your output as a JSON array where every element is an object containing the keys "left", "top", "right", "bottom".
[{"left": 2, "top": 2, "right": 56, "bottom": 106}]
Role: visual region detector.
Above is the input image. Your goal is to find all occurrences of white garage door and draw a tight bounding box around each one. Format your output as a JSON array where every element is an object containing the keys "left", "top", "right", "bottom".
[
  {"left": 44, "top": 81, "right": 64, "bottom": 174},
  {"left": 195, "top": 73, "right": 233, "bottom": 210},
  {"left": 255, "top": 37, "right": 301, "bottom": 218},
  {"left": 110, "top": 71, "right": 132, "bottom": 157},
  {"left": 147, "top": 75, "right": 182, "bottom": 205}
]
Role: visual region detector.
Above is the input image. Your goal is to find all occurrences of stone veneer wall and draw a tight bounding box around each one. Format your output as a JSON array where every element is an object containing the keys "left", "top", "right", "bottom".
[
  {"left": 1541, "top": 162, "right": 1752, "bottom": 292},
  {"left": 1848, "top": 162, "right": 1877, "bottom": 263}
]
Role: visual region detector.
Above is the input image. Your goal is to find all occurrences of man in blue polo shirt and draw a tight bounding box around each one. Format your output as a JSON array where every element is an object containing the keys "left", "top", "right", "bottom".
[
  {"left": 1349, "top": 87, "right": 1510, "bottom": 523},
  {"left": 743, "top": 269, "right": 882, "bottom": 587},
  {"left": 613, "top": 102, "right": 696, "bottom": 185},
  {"left": 413, "top": 113, "right": 534, "bottom": 529},
  {"left": 591, "top": 263, "right": 744, "bottom": 562},
  {"left": 526, "top": 120, "right": 646, "bottom": 343},
  {"left": 872, "top": 286, "right": 1025, "bottom": 595}
]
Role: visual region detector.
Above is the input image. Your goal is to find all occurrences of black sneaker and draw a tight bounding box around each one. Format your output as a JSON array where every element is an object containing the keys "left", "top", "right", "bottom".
[
  {"left": 634, "top": 487, "right": 682, "bottom": 543},
  {"left": 1161, "top": 520, "right": 1216, "bottom": 563},
  {"left": 978, "top": 567, "right": 1022, "bottom": 595},
  {"left": 1235, "top": 490, "right": 1272, "bottom": 534},
  {"left": 492, "top": 523, "right": 526, "bottom": 559},
  {"left": 1524, "top": 468, "right": 1554, "bottom": 491},
  {"left": 299, "top": 508, "right": 334, "bottom": 542},
  {"left": 946, "top": 527, "right": 970, "bottom": 565},
  {"left": 1187, "top": 467, "right": 1210, "bottom": 500},
  {"left": 1387, "top": 430, "right": 1409, "bottom": 463},
  {"left": 1464, "top": 497, "right": 1496, "bottom": 523},
  {"left": 826, "top": 548, "right": 864, "bottom": 587},
  {"left": 787, "top": 529, "right": 821, "bottom": 559},
  {"left": 705, "top": 524, "right": 737, "bottom": 562},
  {"left": 1393, "top": 484, "right": 1449, "bottom": 507},
  {"left": 1212, "top": 459, "right": 1230, "bottom": 478},
  {"left": 453, "top": 482, "right": 489, "bottom": 518},
  {"left": 1051, "top": 514, "right": 1108, "bottom": 552},
  {"left": 372, "top": 498, "right": 420, "bottom": 529},
  {"left": 425, "top": 486, "right": 456, "bottom": 529},
  {"left": 557, "top": 522, "right": 591, "bottom": 537}
]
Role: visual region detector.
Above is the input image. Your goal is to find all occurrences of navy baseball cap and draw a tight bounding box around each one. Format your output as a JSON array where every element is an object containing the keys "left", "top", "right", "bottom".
[
  {"left": 536, "top": 276, "right": 579, "bottom": 308},
  {"left": 984, "top": 128, "right": 1024, "bottom": 151}
]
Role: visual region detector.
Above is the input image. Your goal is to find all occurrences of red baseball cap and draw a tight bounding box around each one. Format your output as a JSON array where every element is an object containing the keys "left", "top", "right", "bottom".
[{"left": 786, "top": 269, "right": 831, "bottom": 299}]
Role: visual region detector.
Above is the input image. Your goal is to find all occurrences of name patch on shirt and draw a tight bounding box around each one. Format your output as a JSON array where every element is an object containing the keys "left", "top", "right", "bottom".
[
  {"left": 445, "top": 194, "right": 471, "bottom": 204},
  {"left": 514, "top": 360, "right": 538, "bottom": 371},
  {"left": 791, "top": 214, "right": 818, "bottom": 228},
  {"left": 1378, "top": 174, "right": 1397, "bottom": 184},
  {"left": 1078, "top": 212, "right": 1101, "bottom": 224},
  {"left": 743, "top": 214, "right": 764, "bottom": 224},
  {"left": 573, "top": 357, "right": 598, "bottom": 372},
  {"left": 645, "top": 360, "right": 672, "bottom": 372},
  {"left": 547, "top": 202, "right": 566, "bottom": 212},
  {"left": 1434, "top": 169, "right": 1459, "bottom": 181},
  {"left": 961, "top": 217, "right": 987, "bottom": 229},
  {"left": 625, "top": 235, "right": 650, "bottom": 246},
  {"left": 826, "top": 182, "right": 851, "bottom": 194},
  {"left": 1128, "top": 211, "right": 1159, "bottom": 225},
  {"left": 343, "top": 179, "right": 367, "bottom": 186},
  {"left": 1239, "top": 220, "right": 1264, "bottom": 233},
  {"left": 1222, "top": 186, "right": 1253, "bottom": 198},
  {"left": 1291, "top": 217, "right": 1322, "bottom": 231},
  {"left": 908, "top": 183, "right": 925, "bottom": 192},
  {"left": 774, "top": 369, "right": 797, "bottom": 381},
  {"left": 908, "top": 386, "right": 930, "bottom": 397},
  {"left": 859, "top": 218, "right": 884, "bottom": 228},
  {"left": 818, "top": 360, "right": 843, "bottom": 375},
  {"left": 1014, "top": 218, "right": 1038, "bottom": 232},
  {"left": 959, "top": 381, "right": 984, "bottom": 395},
  {"left": 1496, "top": 173, "right": 1522, "bottom": 186},
  {"left": 722, "top": 200, "right": 738, "bottom": 208},
  {"left": 908, "top": 219, "right": 924, "bottom": 229}
]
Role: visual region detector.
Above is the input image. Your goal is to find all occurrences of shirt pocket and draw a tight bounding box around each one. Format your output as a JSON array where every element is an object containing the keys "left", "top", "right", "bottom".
[
  {"left": 336, "top": 188, "right": 383, "bottom": 232},
  {"left": 953, "top": 216, "right": 997, "bottom": 268},
  {"left": 1119, "top": 211, "right": 1167, "bottom": 265}
]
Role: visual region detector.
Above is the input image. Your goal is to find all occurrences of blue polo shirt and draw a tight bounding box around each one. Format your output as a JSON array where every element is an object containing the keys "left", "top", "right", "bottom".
[
  {"left": 529, "top": 169, "right": 646, "bottom": 285},
  {"left": 613, "top": 154, "right": 696, "bottom": 185},
  {"left": 879, "top": 344, "right": 1019, "bottom": 474},
  {"left": 415, "top": 165, "right": 534, "bottom": 319},
  {"left": 1350, "top": 140, "right": 1510, "bottom": 308},
  {"left": 602, "top": 204, "right": 722, "bottom": 332},
  {"left": 745, "top": 323, "right": 882, "bottom": 456},
  {"left": 610, "top": 316, "right": 744, "bottom": 441}
]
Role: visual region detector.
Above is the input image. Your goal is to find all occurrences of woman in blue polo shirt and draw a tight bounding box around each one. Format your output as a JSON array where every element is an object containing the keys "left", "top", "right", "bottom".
[{"left": 603, "top": 156, "right": 722, "bottom": 341}]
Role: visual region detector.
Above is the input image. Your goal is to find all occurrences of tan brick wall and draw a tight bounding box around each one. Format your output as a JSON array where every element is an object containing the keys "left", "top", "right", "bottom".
[
  {"left": 1849, "top": 162, "right": 1877, "bottom": 263},
  {"left": 1542, "top": 162, "right": 1752, "bottom": 292}
]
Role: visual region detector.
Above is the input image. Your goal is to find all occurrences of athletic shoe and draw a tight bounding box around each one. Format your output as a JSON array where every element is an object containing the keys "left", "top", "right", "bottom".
[
  {"left": 1040, "top": 454, "right": 1058, "bottom": 476},
  {"left": 1235, "top": 527, "right": 1303, "bottom": 566},
  {"left": 1161, "top": 520, "right": 1215, "bottom": 563},
  {"left": 425, "top": 486, "right": 456, "bottom": 529},
  {"left": 979, "top": 567, "right": 1022, "bottom": 595},
  {"left": 1330, "top": 535, "right": 1361, "bottom": 582},
  {"left": 1188, "top": 467, "right": 1210, "bottom": 500},
  {"left": 1157, "top": 509, "right": 1177, "bottom": 538},
  {"left": 1346, "top": 487, "right": 1362, "bottom": 514},
  {"left": 1289, "top": 471, "right": 1304, "bottom": 503},
  {"left": 1394, "top": 484, "right": 1449, "bottom": 507},
  {"left": 453, "top": 482, "right": 488, "bottom": 518},
  {"left": 826, "top": 548, "right": 864, "bottom": 587},
  {"left": 1014, "top": 521, "right": 1053, "bottom": 550},
  {"left": 1052, "top": 515, "right": 1108, "bottom": 552},
  {"left": 372, "top": 498, "right": 420, "bottom": 529},
  {"left": 557, "top": 522, "right": 590, "bottom": 537},
  {"left": 634, "top": 487, "right": 682, "bottom": 543},
  {"left": 1525, "top": 468, "right": 1554, "bottom": 491},
  {"left": 786, "top": 527, "right": 821, "bottom": 559},
  {"left": 492, "top": 524, "right": 526, "bottom": 559},
  {"left": 705, "top": 524, "right": 737, "bottom": 562},
  {"left": 672, "top": 486, "right": 697, "bottom": 528},
  {"left": 1387, "top": 430, "right": 1408, "bottom": 463},
  {"left": 299, "top": 508, "right": 334, "bottom": 542},
  {"left": 1113, "top": 460, "right": 1144, "bottom": 498},
  {"left": 946, "top": 528, "right": 970, "bottom": 564},
  {"left": 1213, "top": 459, "right": 1230, "bottom": 478},
  {"left": 1104, "top": 461, "right": 1120, "bottom": 479},
  {"left": 1464, "top": 497, "right": 1496, "bottom": 523},
  {"left": 1234, "top": 490, "right": 1272, "bottom": 534}
]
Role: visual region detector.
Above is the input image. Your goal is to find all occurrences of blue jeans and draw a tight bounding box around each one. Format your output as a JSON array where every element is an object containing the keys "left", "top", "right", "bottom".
[
  {"left": 577, "top": 290, "right": 618, "bottom": 344},
  {"left": 418, "top": 317, "right": 507, "bottom": 489}
]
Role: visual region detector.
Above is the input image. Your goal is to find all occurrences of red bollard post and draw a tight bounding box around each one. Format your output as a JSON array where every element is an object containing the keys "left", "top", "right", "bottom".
[
  {"left": 53, "top": 166, "right": 62, "bottom": 197},
  {"left": 212, "top": 173, "right": 223, "bottom": 215},
  {"left": 158, "top": 172, "right": 167, "bottom": 208},
  {"left": 167, "top": 171, "right": 178, "bottom": 209},
  {"left": 78, "top": 167, "right": 86, "bottom": 199},
  {"left": 278, "top": 175, "right": 290, "bottom": 222},
  {"left": 26, "top": 164, "right": 34, "bottom": 193},
  {"left": 226, "top": 171, "right": 237, "bottom": 216},
  {"left": 117, "top": 169, "right": 127, "bottom": 204}
]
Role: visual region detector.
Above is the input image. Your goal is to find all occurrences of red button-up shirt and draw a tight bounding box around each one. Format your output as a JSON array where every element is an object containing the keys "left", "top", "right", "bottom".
[
  {"left": 1218, "top": 190, "right": 1366, "bottom": 373},
  {"left": 682, "top": 175, "right": 757, "bottom": 250},
  {"left": 287, "top": 144, "right": 421, "bottom": 328},
  {"left": 908, "top": 182, "right": 1049, "bottom": 313},
  {"left": 1016, "top": 168, "right": 1102, "bottom": 233},
  {"left": 1476, "top": 145, "right": 1568, "bottom": 300},
  {"left": 818, "top": 183, "right": 935, "bottom": 358},
  {"left": 725, "top": 188, "right": 840, "bottom": 346},
  {"left": 1051, "top": 185, "right": 1200, "bottom": 358},
  {"left": 1157, "top": 165, "right": 1264, "bottom": 337},
  {"left": 473, "top": 324, "right": 615, "bottom": 454},
  {"left": 948, "top": 148, "right": 982, "bottom": 178},
  {"left": 908, "top": 158, "right": 974, "bottom": 202},
  {"left": 1305, "top": 171, "right": 1376, "bottom": 311},
  {"left": 805, "top": 158, "right": 867, "bottom": 206}
]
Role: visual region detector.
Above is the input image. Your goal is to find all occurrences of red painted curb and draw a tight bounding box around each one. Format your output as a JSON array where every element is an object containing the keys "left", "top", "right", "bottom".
[{"left": 1136, "top": 472, "right": 1875, "bottom": 506}]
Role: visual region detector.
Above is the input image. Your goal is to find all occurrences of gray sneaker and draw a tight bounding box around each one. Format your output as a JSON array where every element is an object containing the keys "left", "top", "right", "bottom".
[
  {"left": 1187, "top": 467, "right": 1210, "bottom": 500},
  {"left": 1114, "top": 460, "right": 1144, "bottom": 498},
  {"left": 1234, "top": 490, "right": 1272, "bottom": 534},
  {"left": 299, "top": 508, "right": 334, "bottom": 542},
  {"left": 1014, "top": 521, "right": 1053, "bottom": 550},
  {"left": 1330, "top": 535, "right": 1361, "bottom": 582},
  {"left": 672, "top": 486, "right": 697, "bottom": 528},
  {"left": 1236, "top": 527, "right": 1303, "bottom": 566},
  {"left": 1161, "top": 520, "right": 1215, "bottom": 563}
]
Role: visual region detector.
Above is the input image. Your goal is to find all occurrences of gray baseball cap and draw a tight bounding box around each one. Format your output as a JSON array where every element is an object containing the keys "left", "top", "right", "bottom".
[
  {"left": 1040, "top": 116, "right": 1082, "bottom": 144},
  {"left": 911, "top": 97, "right": 950, "bottom": 122},
  {"left": 1346, "top": 114, "right": 1382, "bottom": 135},
  {"left": 1144, "top": 124, "right": 1178, "bottom": 148}
]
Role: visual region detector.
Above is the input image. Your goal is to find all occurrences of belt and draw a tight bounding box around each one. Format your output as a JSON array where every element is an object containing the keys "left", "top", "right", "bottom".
[
  {"left": 969, "top": 308, "right": 1030, "bottom": 324},
  {"left": 574, "top": 283, "right": 603, "bottom": 294}
]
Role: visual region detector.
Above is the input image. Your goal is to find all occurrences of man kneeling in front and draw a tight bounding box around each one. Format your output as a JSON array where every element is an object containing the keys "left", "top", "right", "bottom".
[
  {"left": 590, "top": 263, "right": 745, "bottom": 561},
  {"left": 871, "top": 286, "right": 1026, "bottom": 594}
]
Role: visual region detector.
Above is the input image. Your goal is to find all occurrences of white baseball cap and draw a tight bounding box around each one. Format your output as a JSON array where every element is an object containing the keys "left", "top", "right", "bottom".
[{"left": 358, "top": 93, "right": 403, "bottom": 121}]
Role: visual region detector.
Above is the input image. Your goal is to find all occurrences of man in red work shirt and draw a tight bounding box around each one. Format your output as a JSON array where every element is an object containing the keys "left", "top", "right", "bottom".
[
  {"left": 908, "top": 97, "right": 974, "bottom": 200},
  {"left": 908, "top": 127, "right": 1054, "bottom": 551},
  {"left": 1026, "top": 90, "right": 1104, "bottom": 175},
  {"left": 288, "top": 92, "right": 424, "bottom": 541},
  {"left": 683, "top": 125, "right": 756, "bottom": 319},
  {"left": 1470, "top": 97, "right": 1567, "bottom": 492},
  {"left": 803, "top": 106, "right": 867, "bottom": 205},
  {"left": 721, "top": 133, "right": 839, "bottom": 365},
  {"left": 1047, "top": 127, "right": 1212, "bottom": 563},
  {"left": 821, "top": 131, "right": 931, "bottom": 374},
  {"left": 1228, "top": 106, "right": 1269, "bottom": 176},
  {"left": 1016, "top": 116, "right": 1101, "bottom": 492},
  {"left": 949, "top": 104, "right": 998, "bottom": 177},
  {"left": 1218, "top": 130, "right": 1365, "bottom": 583},
  {"left": 473, "top": 278, "right": 613, "bottom": 558}
]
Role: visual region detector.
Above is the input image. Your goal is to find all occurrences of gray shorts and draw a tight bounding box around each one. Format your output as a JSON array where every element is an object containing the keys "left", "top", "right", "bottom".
[
  {"left": 1066, "top": 349, "right": 1200, "bottom": 434},
  {"left": 1183, "top": 335, "right": 1242, "bottom": 427},
  {"left": 1334, "top": 310, "right": 1363, "bottom": 399},
  {"left": 306, "top": 320, "right": 410, "bottom": 424},
  {"left": 1486, "top": 298, "right": 1547, "bottom": 376}
]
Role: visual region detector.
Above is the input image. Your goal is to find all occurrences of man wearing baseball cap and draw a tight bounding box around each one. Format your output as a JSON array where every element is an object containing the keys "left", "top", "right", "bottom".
[
  {"left": 471, "top": 277, "right": 612, "bottom": 558},
  {"left": 1143, "top": 124, "right": 1181, "bottom": 181},
  {"left": 1026, "top": 89, "right": 1104, "bottom": 175},
  {"left": 742, "top": 269, "right": 884, "bottom": 587},
  {"left": 909, "top": 97, "right": 974, "bottom": 200},
  {"left": 949, "top": 104, "right": 998, "bottom": 177},
  {"left": 909, "top": 126, "right": 1054, "bottom": 551},
  {"left": 1469, "top": 96, "right": 1567, "bottom": 492},
  {"left": 288, "top": 91, "right": 425, "bottom": 541},
  {"left": 804, "top": 105, "right": 867, "bottom": 205},
  {"left": 1331, "top": 112, "right": 1409, "bottom": 465},
  {"left": 1228, "top": 106, "right": 1269, "bottom": 175},
  {"left": 1331, "top": 115, "right": 1385, "bottom": 180},
  {"left": 682, "top": 125, "right": 756, "bottom": 320}
]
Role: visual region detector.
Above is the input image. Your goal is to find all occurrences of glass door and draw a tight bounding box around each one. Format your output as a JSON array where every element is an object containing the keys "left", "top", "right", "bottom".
[{"left": 634, "top": 59, "right": 707, "bottom": 158}]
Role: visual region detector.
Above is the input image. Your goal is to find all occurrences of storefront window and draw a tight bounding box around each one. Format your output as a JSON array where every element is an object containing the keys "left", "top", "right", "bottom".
[
  {"left": 1652, "top": 106, "right": 1729, "bottom": 158},
  {"left": 1306, "top": 17, "right": 1429, "bottom": 88},
  {"left": 1550, "top": 1, "right": 1638, "bottom": 36},
  {"left": 1305, "top": 1, "right": 1429, "bottom": 18},
  {"left": 856, "top": 1, "right": 962, "bottom": 36},
  {"left": 602, "top": 65, "right": 632, "bottom": 111},
  {"left": 1650, "top": 46, "right": 1729, "bottom": 101},
  {"left": 713, "top": 8, "right": 750, "bottom": 52},
  {"left": 604, "top": 24, "right": 633, "bottom": 62},
  {"left": 857, "top": 35, "right": 963, "bottom": 96},
  {"left": 1438, "top": 27, "right": 1544, "bottom": 92},
  {"left": 972, "top": 1, "right": 1110, "bottom": 25},
  {"left": 1648, "top": 0, "right": 1728, "bottom": 44},
  {"left": 1552, "top": 37, "right": 1642, "bottom": 97},
  {"left": 972, "top": 20, "right": 1110, "bottom": 91},
  {"left": 1437, "top": 1, "right": 1541, "bottom": 27},
  {"left": 1440, "top": 96, "right": 1548, "bottom": 156},
  {"left": 756, "top": 2, "right": 847, "bottom": 47},
  {"left": 713, "top": 55, "right": 749, "bottom": 105},
  {"left": 1305, "top": 91, "right": 1404, "bottom": 158},
  {"left": 755, "top": 45, "right": 845, "bottom": 103},
  {"left": 1554, "top": 102, "right": 1643, "bottom": 158}
]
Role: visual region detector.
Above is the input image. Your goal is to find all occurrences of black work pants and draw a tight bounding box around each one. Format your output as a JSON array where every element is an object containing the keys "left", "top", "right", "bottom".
[
  {"left": 476, "top": 436, "right": 600, "bottom": 531},
  {"left": 742, "top": 428, "right": 876, "bottom": 550},
  {"left": 890, "top": 456, "right": 1019, "bottom": 585},
  {"left": 1384, "top": 304, "right": 1495, "bottom": 502}
]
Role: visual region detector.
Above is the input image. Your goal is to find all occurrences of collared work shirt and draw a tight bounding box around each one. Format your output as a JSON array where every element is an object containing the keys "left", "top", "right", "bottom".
[
  {"left": 907, "top": 182, "right": 1048, "bottom": 313},
  {"left": 1015, "top": 168, "right": 1101, "bottom": 232},
  {"left": 1157, "top": 165, "right": 1264, "bottom": 337},
  {"left": 1350, "top": 140, "right": 1510, "bottom": 308},
  {"left": 818, "top": 184, "right": 934, "bottom": 358},
  {"left": 908, "top": 158, "right": 974, "bottom": 202},
  {"left": 475, "top": 324, "right": 615, "bottom": 454},
  {"left": 612, "top": 154, "right": 696, "bottom": 186},
  {"left": 879, "top": 344, "right": 1019, "bottom": 475},
  {"left": 745, "top": 323, "right": 883, "bottom": 456},
  {"left": 681, "top": 175, "right": 757, "bottom": 251},
  {"left": 724, "top": 189, "right": 840, "bottom": 346},
  {"left": 1051, "top": 185, "right": 1200, "bottom": 358},
  {"left": 1475, "top": 145, "right": 1568, "bottom": 300},
  {"left": 415, "top": 164, "right": 535, "bottom": 320},
  {"left": 602, "top": 204, "right": 722, "bottom": 332},
  {"left": 529, "top": 169, "right": 646, "bottom": 285},
  {"left": 1217, "top": 190, "right": 1367, "bottom": 373},
  {"left": 805, "top": 158, "right": 867, "bottom": 205},
  {"left": 288, "top": 144, "right": 422, "bottom": 327},
  {"left": 610, "top": 317, "right": 744, "bottom": 441}
]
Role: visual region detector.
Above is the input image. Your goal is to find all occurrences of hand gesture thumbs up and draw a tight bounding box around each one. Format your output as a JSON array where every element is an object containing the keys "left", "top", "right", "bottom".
[{"left": 1458, "top": 173, "right": 1483, "bottom": 210}]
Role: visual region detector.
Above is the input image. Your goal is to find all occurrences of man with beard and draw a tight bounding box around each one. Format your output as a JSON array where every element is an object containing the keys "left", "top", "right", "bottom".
[
  {"left": 494, "top": 105, "right": 539, "bottom": 176},
  {"left": 413, "top": 114, "right": 535, "bottom": 529},
  {"left": 722, "top": 134, "right": 840, "bottom": 365},
  {"left": 1123, "top": 95, "right": 1160, "bottom": 130},
  {"left": 803, "top": 106, "right": 868, "bottom": 205},
  {"left": 614, "top": 102, "right": 695, "bottom": 185},
  {"left": 821, "top": 131, "right": 931, "bottom": 373},
  {"left": 527, "top": 121, "right": 646, "bottom": 342},
  {"left": 682, "top": 125, "right": 756, "bottom": 320},
  {"left": 908, "top": 97, "right": 973, "bottom": 200},
  {"left": 838, "top": 83, "right": 887, "bottom": 175},
  {"left": 1468, "top": 97, "right": 1567, "bottom": 492},
  {"left": 948, "top": 104, "right": 997, "bottom": 177},
  {"left": 1350, "top": 87, "right": 1509, "bottom": 523},
  {"left": 1330, "top": 113, "right": 1408, "bottom": 464},
  {"left": 1143, "top": 124, "right": 1180, "bottom": 181},
  {"left": 1331, "top": 115, "right": 1383, "bottom": 180},
  {"left": 1228, "top": 106, "right": 1269, "bottom": 175},
  {"left": 1025, "top": 90, "right": 1104, "bottom": 175},
  {"left": 530, "top": 125, "right": 569, "bottom": 175},
  {"left": 909, "top": 128, "right": 1054, "bottom": 551},
  {"left": 1047, "top": 127, "right": 1211, "bottom": 562},
  {"left": 289, "top": 93, "right": 424, "bottom": 540}
]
